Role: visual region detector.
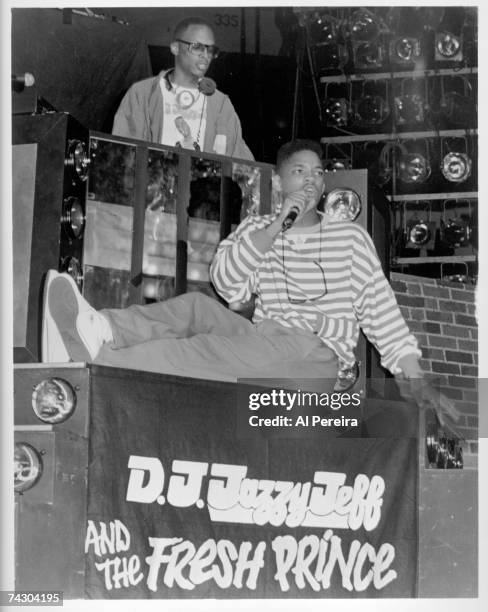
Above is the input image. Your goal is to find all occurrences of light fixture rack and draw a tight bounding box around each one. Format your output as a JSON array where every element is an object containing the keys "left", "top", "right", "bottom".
[
  {"left": 311, "top": 11, "right": 478, "bottom": 278},
  {"left": 394, "top": 255, "right": 476, "bottom": 265},
  {"left": 320, "top": 66, "right": 477, "bottom": 84},
  {"left": 387, "top": 192, "right": 477, "bottom": 202},
  {"left": 320, "top": 128, "right": 477, "bottom": 145}
]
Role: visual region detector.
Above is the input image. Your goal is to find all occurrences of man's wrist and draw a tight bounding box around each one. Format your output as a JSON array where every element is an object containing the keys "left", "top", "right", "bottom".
[
  {"left": 249, "top": 222, "right": 281, "bottom": 254},
  {"left": 264, "top": 218, "right": 283, "bottom": 239},
  {"left": 395, "top": 352, "right": 423, "bottom": 379}
]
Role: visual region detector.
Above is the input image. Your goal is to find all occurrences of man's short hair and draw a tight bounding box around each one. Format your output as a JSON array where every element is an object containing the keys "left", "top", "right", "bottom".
[
  {"left": 173, "top": 17, "right": 214, "bottom": 41},
  {"left": 276, "top": 139, "right": 323, "bottom": 170}
]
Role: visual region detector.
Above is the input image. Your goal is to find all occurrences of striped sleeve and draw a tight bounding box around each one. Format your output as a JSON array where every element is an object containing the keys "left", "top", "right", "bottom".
[
  {"left": 315, "top": 316, "right": 356, "bottom": 344},
  {"left": 210, "top": 215, "right": 267, "bottom": 304},
  {"left": 351, "top": 227, "right": 421, "bottom": 373}
]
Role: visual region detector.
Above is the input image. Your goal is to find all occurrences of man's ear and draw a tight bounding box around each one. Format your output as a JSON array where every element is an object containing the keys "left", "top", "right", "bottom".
[{"left": 170, "top": 41, "right": 179, "bottom": 57}]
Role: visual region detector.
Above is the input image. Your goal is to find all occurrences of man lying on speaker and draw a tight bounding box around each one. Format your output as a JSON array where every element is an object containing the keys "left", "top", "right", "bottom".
[
  {"left": 112, "top": 17, "right": 253, "bottom": 160},
  {"left": 42, "top": 139, "right": 458, "bottom": 422}
]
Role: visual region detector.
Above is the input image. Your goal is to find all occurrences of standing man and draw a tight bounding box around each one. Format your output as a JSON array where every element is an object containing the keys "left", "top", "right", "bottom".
[{"left": 112, "top": 17, "right": 254, "bottom": 160}]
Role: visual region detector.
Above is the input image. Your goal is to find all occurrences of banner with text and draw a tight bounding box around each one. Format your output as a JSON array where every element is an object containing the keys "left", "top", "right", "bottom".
[{"left": 85, "top": 368, "right": 418, "bottom": 598}]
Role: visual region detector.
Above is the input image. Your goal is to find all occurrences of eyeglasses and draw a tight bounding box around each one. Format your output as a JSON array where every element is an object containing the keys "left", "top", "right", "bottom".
[
  {"left": 281, "top": 226, "right": 328, "bottom": 304},
  {"left": 176, "top": 39, "right": 220, "bottom": 59},
  {"left": 284, "top": 260, "right": 328, "bottom": 304}
]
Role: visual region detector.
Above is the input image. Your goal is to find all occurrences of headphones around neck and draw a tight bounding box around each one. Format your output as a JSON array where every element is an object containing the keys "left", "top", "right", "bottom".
[{"left": 164, "top": 69, "right": 216, "bottom": 96}]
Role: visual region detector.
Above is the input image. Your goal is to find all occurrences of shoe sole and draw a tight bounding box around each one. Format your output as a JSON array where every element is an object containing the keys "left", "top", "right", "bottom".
[
  {"left": 42, "top": 270, "right": 69, "bottom": 362},
  {"left": 48, "top": 277, "right": 92, "bottom": 363}
]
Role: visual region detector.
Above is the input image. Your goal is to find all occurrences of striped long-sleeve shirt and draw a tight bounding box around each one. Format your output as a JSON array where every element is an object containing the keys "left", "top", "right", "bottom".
[{"left": 210, "top": 212, "right": 420, "bottom": 373}]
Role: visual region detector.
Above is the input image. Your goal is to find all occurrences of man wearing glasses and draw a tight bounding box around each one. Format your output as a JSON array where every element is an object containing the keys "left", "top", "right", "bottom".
[{"left": 112, "top": 17, "right": 253, "bottom": 160}]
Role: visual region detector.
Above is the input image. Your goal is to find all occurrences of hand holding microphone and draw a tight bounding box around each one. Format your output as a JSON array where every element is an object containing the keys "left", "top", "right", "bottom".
[
  {"left": 282, "top": 207, "right": 301, "bottom": 231},
  {"left": 254, "top": 190, "right": 313, "bottom": 252},
  {"left": 280, "top": 191, "right": 310, "bottom": 232}
]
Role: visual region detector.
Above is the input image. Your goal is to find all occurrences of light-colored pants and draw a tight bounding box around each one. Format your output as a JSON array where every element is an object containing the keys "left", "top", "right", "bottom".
[{"left": 95, "top": 293, "right": 338, "bottom": 387}]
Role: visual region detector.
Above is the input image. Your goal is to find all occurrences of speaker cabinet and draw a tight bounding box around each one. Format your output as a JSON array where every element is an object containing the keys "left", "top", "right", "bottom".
[
  {"left": 321, "top": 169, "right": 390, "bottom": 273},
  {"left": 14, "top": 429, "right": 88, "bottom": 597},
  {"left": 14, "top": 365, "right": 91, "bottom": 597},
  {"left": 12, "top": 113, "right": 89, "bottom": 363}
]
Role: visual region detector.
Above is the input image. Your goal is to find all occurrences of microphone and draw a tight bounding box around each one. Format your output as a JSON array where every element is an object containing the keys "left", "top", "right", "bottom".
[
  {"left": 12, "top": 73, "right": 35, "bottom": 92},
  {"left": 282, "top": 206, "right": 300, "bottom": 231}
]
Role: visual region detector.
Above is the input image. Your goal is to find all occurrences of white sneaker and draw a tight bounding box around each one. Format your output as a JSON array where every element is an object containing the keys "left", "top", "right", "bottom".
[
  {"left": 42, "top": 270, "right": 69, "bottom": 362},
  {"left": 42, "top": 270, "right": 112, "bottom": 363}
]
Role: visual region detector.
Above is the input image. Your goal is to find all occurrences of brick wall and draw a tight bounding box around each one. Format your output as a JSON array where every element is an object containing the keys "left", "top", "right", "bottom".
[{"left": 391, "top": 272, "right": 478, "bottom": 468}]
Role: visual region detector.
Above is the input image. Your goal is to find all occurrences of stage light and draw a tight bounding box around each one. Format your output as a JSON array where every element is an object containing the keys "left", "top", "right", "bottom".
[
  {"left": 315, "top": 43, "right": 349, "bottom": 72},
  {"left": 309, "top": 13, "right": 340, "bottom": 45},
  {"left": 323, "top": 144, "right": 352, "bottom": 172},
  {"left": 323, "top": 98, "right": 352, "bottom": 127},
  {"left": 435, "top": 31, "right": 462, "bottom": 61},
  {"left": 441, "top": 152, "right": 472, "bottom": 183},
  {"left": 62, "top": 196, "right": 85, "bottom": 239},
  {"left": 398, "top": 153, "right": 431, "bottom": 184},
  {"left": 32, "top": 378, "right": 77, "bottom": 424},
  {"left": 435, "top": 7, "right": 465, "bottom": 62},
  {"left": 394, "top": 94, "right": 425, "bottom": 125},
  {"left": 355, "top": 95, "right": 389, "bottom": 126},
  {"left": 396, "top": 38, "right": 414, "bottom": 61},
  {"left": 323, "top": 188, "right": 361, "bottom": 222},
  {"left": 441, "top": 217, "right": 471, "bottom": 248},
  {"left": 14, "top": 442, "right": 43, "bottom": 493},
  {"left": 334, "top": 362, "right": 360, "bottom": 393},
  {"left": 377, "top": 142, "right": 406, "bottom": 186},
  {"left": 391, "top": 37, "right": 421, "bottom": 64},
  {"left": 345, "top": 9, "right": 380, "bottom": 42},
  {"left": 408, "top": 220, "right": 431, "bottom": 245},
  {"left": 440, "top": 135, "right": 473, "bottom": 183},
  {"left": 353, "top": 41, "right": 385, "bottom": 70},
  {"left": 65, "top": 139, "right": 90, "bottom": 182},
  {"left": 444, "top": 274, "right": 470, "bottom": 284},
  {"left": 406, "top": 217, "right": 436, "bottom": 249},
  {"left": 426, "top": 436, "right": 463, "bottom": 469},
  {"left": 324, "top": 159, "right": 351, "bottom": 171}
]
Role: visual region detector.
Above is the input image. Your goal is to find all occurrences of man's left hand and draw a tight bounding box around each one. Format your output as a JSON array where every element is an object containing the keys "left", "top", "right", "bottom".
[
  {"left": 396, "top": 353, "right": 423, "bottom": 380},
  {"left": 395, "top": 353, "right": 461, "bottom": 428}
]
